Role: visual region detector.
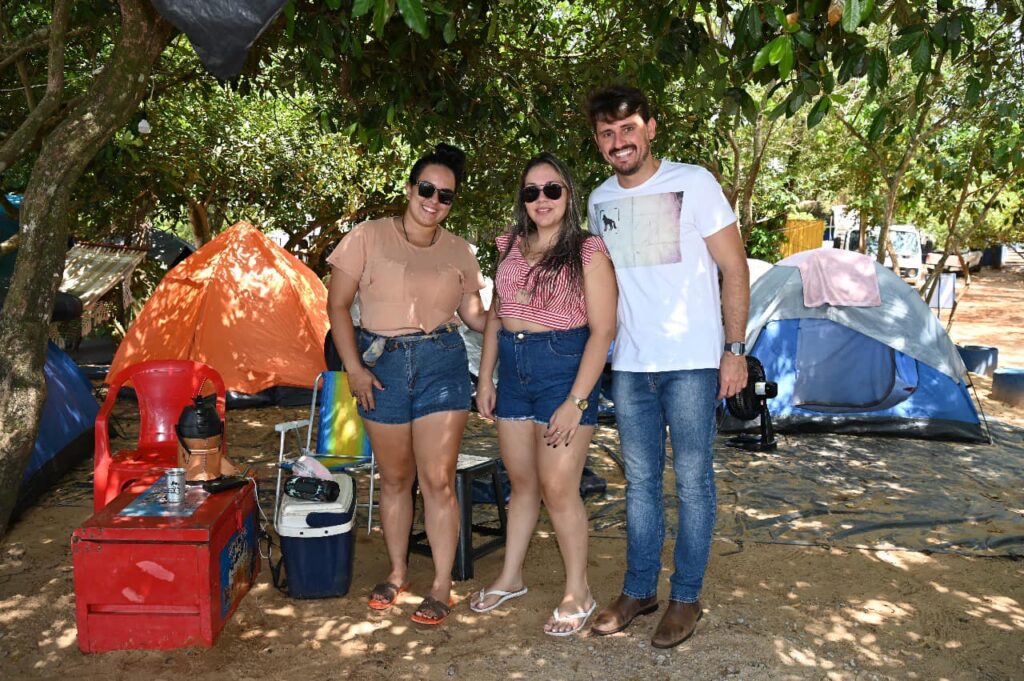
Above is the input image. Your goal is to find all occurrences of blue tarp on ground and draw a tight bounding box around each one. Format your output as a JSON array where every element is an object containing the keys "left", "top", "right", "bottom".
[{"left": 17, "top": 342, "right": 99, "bottom": 513}]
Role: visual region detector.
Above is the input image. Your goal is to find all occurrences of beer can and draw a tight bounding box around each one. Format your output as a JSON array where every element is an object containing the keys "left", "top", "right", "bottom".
[{"left": 166, "top": 467, "right": 186, "bottom": 504}]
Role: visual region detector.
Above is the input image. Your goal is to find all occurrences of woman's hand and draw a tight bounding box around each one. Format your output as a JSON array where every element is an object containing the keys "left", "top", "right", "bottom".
[
  {"left": 475, "top": 380, "right": 497, "bottom": 420},
  {"left": 544, "top": 399, "right": 583, "bottom": 448},
  {"left": 349, "top": 365, "right": 384, "bottom": 411}
]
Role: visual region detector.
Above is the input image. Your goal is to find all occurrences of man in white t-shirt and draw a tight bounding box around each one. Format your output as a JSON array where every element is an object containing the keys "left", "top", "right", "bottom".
[{"left": 585, "top": 85, "right": 749, "bottom": 648}]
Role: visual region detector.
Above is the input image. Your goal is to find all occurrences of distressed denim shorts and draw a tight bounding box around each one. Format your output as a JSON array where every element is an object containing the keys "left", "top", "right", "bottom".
[
  {"left": 356, "top": 325, "right": 472, "bottom": 424},
  {"left": 494, "top": 326, "right": 601, "bottom": 426}
]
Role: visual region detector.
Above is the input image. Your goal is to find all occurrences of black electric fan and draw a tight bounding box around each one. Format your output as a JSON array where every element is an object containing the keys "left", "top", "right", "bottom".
[{"left": 725, "top": 355, "right": 778, "bottom": 451}]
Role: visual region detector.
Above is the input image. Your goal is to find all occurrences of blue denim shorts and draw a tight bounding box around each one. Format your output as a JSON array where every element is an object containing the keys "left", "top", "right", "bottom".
[
  {"left": 495, "top": 326, "right": 601, "bottom": 426},
  {"left": 356, "top": 326, "right": 472, "bottom": 424}
]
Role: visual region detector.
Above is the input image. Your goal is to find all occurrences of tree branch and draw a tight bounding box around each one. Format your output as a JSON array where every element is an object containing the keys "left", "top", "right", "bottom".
[
  {"left": 0, "top": 234, "right": 18, "bottom": 256},
  {"left": 14, "top": 58, "right": 37, "bottom": 110},
  {"left": 922, "top": 159, "right": 976, "bottom": 300},
  {"left": 0, "top": 0, "right": 71, "bottom": 175},
  {"left": 0, "top": 25, "right": 49, "bottom": 58},
  {"left": 0, "top": 17, "right": 118, "bottom": 73},
  {"left": 835, "top": 110, "right": 890, "bottom": 175},
  {"left": 0, "top": 4, "right": 36, "bottom": 109},
  {"left": 723, "top": 129, "right": 741, "bottom": 204}
]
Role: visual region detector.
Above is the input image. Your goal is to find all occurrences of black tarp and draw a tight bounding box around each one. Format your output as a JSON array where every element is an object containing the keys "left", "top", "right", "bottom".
[{"left": 151, "top": 0, "right": 287, "bottom": 80}]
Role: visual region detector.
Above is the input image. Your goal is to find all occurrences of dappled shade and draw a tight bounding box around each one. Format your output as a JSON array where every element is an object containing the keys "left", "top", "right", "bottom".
[
  {"left": 714, "top": 428, "right": 1024, "bottom": 557},
  {"left": 108, "top": 222, "right": 328, "bottom": 395}
]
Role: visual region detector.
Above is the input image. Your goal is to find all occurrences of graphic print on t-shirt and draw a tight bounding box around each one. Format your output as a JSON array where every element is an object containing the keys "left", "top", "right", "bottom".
[{"left": 593, "top": 191, "right": 684, "bottom": 268}]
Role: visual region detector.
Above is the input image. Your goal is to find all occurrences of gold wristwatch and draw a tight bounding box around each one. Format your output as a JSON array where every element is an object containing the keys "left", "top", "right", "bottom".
[{"left": 570, "top": 393, "right": 589, "bottom": 411}]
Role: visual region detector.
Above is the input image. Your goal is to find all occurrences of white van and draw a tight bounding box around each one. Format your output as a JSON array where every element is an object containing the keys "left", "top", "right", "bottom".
[{"left": 835, "top": 224, "right": 924, "bottom": 284}]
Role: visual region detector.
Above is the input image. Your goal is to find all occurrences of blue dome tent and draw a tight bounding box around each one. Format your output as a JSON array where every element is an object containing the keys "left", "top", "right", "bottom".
[
  {"left": 722, "top": 249, "right": 986, "bottom": 442},
  {"left": 16, "top": 342, "right": 99, "bottom": 514}
]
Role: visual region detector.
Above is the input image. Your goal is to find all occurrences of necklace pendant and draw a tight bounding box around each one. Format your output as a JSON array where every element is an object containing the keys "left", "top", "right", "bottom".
[{"left": 515, "top": 288, "right": 531, "bottom": 305}]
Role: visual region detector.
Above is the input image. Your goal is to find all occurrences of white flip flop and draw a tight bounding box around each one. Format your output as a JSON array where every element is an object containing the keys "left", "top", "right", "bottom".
[
  {"left": 469, "top": 586, "right": 529, "bottom": 613},
  {"left": 545, "top": 600, "right": 598, "bottom": 637}
]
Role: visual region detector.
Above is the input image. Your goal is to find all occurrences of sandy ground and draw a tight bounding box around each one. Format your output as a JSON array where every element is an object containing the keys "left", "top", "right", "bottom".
[
  {"left": 1, "top": 264, "right": 1023, "bottom": 681},
  {"left": 945, "top": 265, "right": 1024, "bottom": 368}
]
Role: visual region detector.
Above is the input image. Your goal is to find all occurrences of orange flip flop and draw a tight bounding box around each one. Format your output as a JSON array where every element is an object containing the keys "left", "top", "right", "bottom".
[
  {"left": 368, "top": 581, "right": 409, "bottom": 610},
  {"left": 410, "top": 596, "right": 455, "bottom": 626}
]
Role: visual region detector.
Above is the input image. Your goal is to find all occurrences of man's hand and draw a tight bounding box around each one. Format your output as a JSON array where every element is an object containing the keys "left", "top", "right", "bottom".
[{"left": 717, "top": 352, "right": 748, "bottom": 400}]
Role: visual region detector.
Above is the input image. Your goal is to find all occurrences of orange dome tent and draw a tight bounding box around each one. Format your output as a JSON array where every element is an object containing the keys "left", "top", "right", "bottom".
[{"left": 108, "top": 222, "right": 328, "bottom": 396}]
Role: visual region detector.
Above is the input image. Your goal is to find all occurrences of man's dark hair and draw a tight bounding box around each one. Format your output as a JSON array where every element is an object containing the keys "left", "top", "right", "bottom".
[{"left": 585, "top": 85, "right": 651, "bottom": 130}]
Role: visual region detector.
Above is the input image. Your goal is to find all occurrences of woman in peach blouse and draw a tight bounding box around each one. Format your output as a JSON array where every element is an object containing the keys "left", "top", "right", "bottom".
[{"left": 326, "top": 144, "right": 487, "bottom": 626}]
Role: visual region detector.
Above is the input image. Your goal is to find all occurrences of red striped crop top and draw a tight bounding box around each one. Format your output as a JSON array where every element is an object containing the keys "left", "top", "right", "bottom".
[{"left": 494, "top": 233, "right": 610, "bottom": 330}]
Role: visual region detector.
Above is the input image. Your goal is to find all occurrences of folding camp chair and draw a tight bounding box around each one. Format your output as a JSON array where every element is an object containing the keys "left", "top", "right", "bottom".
[{"left": 274, "top": 371, "right": 375, "bottom": 533}]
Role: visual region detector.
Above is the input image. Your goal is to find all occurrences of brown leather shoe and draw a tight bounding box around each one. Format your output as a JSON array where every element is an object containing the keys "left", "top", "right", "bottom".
[
  {"left": 591, "top": 593, "right": 659, "bottom": 636},
  {"left": 651, "top": 600, "right": 703, "bottom": 648}
]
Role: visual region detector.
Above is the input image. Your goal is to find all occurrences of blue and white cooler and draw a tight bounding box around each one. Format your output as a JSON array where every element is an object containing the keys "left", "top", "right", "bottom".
[{"left": 276, "top": 473, "right": 356, "bottom": 598}]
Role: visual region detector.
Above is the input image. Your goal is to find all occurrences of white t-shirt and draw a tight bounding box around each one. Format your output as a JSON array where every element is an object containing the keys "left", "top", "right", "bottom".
[{"left": 587, "top": 160, "right": 736, "bottom": 372}]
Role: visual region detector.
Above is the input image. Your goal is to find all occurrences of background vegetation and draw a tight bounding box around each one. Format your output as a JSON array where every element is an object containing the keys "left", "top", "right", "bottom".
[{"left": 0, "top": 0, "right": 1021, "bottom": 536}]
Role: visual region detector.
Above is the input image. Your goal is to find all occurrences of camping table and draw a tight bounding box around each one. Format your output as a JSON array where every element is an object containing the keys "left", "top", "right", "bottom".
[{"left": 408, "top": 454, "right": 507, "bottom": 581}]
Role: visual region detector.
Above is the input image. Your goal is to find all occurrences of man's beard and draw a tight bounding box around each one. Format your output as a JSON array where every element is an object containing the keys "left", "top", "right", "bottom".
[{"left": 612, "top": 144, "right": 649, "bottom": 176}]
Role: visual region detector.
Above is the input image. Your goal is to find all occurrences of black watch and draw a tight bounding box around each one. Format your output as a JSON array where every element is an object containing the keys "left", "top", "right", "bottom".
[{"left": 724, "top": 341, "right": 746, "bottom": 356}]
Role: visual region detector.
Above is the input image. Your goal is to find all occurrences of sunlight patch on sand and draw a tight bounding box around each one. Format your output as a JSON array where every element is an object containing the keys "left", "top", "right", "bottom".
[
  {"left": 340, "top": 620, "right": 388, "bottom": 641},
  {"left": 56, "top": 625, "right": 77, "bottom": 649},
  {"left": 846, "top": 598, "right": 914, "bottom": 626},
  {"left": 929, "top": 580, "right": 1024, "bottom": 630},
  {"left": 773, "top": 638, "right": 838, "bottom": 669},
  {"left": 870, "top": 548, "right": 936, "bottom": 571}
]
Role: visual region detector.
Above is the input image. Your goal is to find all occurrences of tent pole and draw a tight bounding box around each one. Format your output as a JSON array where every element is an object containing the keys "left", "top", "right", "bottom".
[{"left": 965, "top": 373, "right": 994, "bottom": 445}]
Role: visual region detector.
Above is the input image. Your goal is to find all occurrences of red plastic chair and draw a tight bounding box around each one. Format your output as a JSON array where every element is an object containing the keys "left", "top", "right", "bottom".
[{"left": 93, "top": 360, "right": 227, "bottom": 511}]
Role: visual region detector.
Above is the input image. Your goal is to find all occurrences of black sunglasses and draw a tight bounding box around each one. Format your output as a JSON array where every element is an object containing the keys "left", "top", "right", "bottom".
[
  {"left": 417, "top": 180, "right": 456, "bottom": 205},
  {"left": 521, "top": 182, "right": 565, "bottom": 203}
]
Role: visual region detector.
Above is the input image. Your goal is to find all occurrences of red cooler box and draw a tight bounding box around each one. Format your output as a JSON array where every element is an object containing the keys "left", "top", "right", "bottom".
[{"left": 72, "top": 476, "right": 260, "bottom": 652}]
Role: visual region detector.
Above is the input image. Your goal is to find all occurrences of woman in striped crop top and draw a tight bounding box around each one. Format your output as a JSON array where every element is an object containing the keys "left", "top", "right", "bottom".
[{"left": 470, "top": 152, "right": 617, "bottom": 636}]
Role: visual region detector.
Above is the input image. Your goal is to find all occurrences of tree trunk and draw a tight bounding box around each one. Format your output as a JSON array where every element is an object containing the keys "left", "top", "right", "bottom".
[
  {"left": 188, "top": 200, "right": 213, "bottom": 245},
  {"left": 920, "top": 163, "right": 975, "bottom": 300},
  {"left": 209, "top": 202, "right": 227, "bottom": 236},
  {"left": 0, "top": 1, "right": 171, "bottom": 538},
  {"left": 921, "top": 249, "right": 952, "bottom": 304},
  {"left": 131, "top": 190, "right": 158, "bottom": 246},
  {"left": 884, "top": 239, "right": 900, "bottom": 275},
  {"left": 957, "top": 252, "right": 970, "bottom": 285},
  {"left": 857, "top": 211, "right": 868, "bottom": 255},
  {"left": 738, "top": 118, "right": 766, "bottom": 242},
  {"left": 877, "top": 179, "right": 897, "bottom": 268}
]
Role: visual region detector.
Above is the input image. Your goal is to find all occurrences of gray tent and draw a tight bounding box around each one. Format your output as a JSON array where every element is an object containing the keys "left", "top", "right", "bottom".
[{"left": 723, "top": 248, "right": 984, "bottom": 441}]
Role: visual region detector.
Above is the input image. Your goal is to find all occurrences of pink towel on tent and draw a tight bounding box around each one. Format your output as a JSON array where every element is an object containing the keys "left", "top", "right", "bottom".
[{"left": 779, "top": 249, "right": 882, "bottom": 308}]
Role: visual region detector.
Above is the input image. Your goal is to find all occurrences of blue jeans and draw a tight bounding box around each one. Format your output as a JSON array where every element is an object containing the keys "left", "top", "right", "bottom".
[{"left": 611, "top": 369, "right": 719, "bottom": 603}]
